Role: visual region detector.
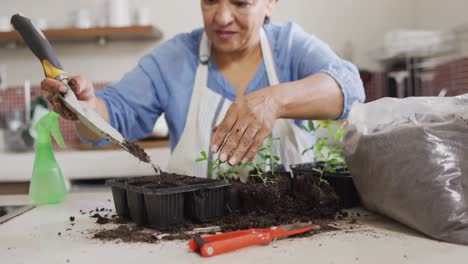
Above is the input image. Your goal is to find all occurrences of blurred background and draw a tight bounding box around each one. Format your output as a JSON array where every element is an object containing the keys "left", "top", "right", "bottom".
[{"left": 0, "top": 0, "right": 467, "bottom": 194}]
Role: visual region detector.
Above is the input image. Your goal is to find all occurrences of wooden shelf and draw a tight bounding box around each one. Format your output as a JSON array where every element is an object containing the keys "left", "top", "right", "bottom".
[{"left": 0, "top": 25, "right": 163, "bottom": 45}]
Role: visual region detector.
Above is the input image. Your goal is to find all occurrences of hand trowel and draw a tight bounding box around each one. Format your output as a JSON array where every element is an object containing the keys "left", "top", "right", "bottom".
[{"left": 10, "top": 14, "right": 160, "bottom": 174}]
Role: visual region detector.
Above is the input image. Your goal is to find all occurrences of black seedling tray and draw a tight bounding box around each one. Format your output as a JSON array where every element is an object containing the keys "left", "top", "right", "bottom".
[
  {"left": 290, "top": 162, "right": 361, "bottom": 208},
  {"left": 108, "top": 178, "right": 132, "bottom": 218},
  {"left": 185, "top": 186, "right": 226, "bottom": 222},
  {"left": 324, "top": 173, "right": 360, "bottom": 209},
  {"left": 107, "top": 175, "right": 229, "bottom": 229}
]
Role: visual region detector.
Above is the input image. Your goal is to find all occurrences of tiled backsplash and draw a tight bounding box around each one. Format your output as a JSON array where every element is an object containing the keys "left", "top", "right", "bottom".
[
  {"left": 0, "top": 82, "right": 108, "bottom": 149},
  {"left": 361, "top": 71, "right": 385, "bottom": 102},
  {"left": 362, "top": 57, "right": 468, "bottom": 102},
  {"left": 433, "top": 58, "right": 468, "bottom": 97}
]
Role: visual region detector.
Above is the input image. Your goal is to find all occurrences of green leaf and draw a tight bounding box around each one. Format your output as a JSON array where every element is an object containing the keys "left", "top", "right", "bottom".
[
  {"left": 315, "top": 144, "right": 324, "bottom": 153},
  {"left": 225, "top": 167, "right": 240, "bottom": 177},
  {"left": 195, "top": 157, "right": 206, "bottom": 162},
  {"left": 335, "top": 126, "right": 345, "bottom": 141},
  {"left": 239, "top": 161, "right": 250, "bottom": 169},
  {"left": 302, "top": 147, "right": 313, "bottom": 156},
  {"left": 300, "top": 125, "right": 310, "bottom": 132},
  {"left": 201, "top": 151, "right": 208, "bottom": 159},
  {"left": 308, "top": 120, "right": 316, "bottom": 132}
]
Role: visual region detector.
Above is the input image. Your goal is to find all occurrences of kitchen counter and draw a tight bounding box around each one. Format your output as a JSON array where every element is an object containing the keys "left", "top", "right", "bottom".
[
  {"left": 1, "top": 192, "right": 467, "bottom": 264},
  {"left": 0, "top": 147, "right": 170, "bottom": 182}
]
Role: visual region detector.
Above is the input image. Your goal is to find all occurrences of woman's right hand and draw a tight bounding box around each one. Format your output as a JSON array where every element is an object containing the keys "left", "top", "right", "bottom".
[{"left": 40, "top": 75, "right": 97, "bottom": 120}]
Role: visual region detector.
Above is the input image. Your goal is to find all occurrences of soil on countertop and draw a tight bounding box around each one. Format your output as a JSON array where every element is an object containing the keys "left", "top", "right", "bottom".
[{"left": 88, "top": 173, "right": 351, "bottom": 244}]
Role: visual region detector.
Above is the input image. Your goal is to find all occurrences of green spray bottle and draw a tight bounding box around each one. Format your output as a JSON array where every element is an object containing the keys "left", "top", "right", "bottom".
[{"left": 29, "top": 112, "right": 67, "bottom": 205}]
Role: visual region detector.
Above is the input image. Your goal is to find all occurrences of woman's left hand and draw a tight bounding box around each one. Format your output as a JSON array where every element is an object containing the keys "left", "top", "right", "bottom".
[{"left": 210, "top": 87, "right": 281, "bottom": 166}]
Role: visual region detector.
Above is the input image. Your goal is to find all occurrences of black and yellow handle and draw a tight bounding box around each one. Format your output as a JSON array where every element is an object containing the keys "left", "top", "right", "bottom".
[{"left": 10, "top": 14, "right": 66, "bottom": 79}]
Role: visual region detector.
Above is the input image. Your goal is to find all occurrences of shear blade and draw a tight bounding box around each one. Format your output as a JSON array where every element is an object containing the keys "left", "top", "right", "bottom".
[{"left": 279, "top": 222, "right": 315, "bottom": 231}]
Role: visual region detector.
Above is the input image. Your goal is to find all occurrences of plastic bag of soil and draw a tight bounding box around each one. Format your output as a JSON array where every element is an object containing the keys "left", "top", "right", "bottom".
[{"left": 343, "top": 94, "right": 468, "bottom": 245}]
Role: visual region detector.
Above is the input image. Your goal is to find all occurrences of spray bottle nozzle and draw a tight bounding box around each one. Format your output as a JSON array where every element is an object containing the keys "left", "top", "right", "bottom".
[{"left": 34, "top": 112, "right": 66, "bottom": 148}]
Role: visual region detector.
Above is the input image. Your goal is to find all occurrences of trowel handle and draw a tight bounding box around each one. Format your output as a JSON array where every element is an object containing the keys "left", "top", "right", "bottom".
[{"left": 10, "top": 14, "right": 66, "bottom": 79}]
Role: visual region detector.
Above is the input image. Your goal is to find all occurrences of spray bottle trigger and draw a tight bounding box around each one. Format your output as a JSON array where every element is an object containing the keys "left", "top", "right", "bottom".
[{"left": 48, "top": 112, "right": 67, "bottom": 149}]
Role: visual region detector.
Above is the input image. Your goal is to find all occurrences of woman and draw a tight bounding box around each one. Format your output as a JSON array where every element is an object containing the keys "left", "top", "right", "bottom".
[{"left": 42, "top": 0, "right": 365, "bottom": 178}]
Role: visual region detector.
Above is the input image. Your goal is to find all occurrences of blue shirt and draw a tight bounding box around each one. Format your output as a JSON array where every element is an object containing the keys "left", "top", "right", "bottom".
[{"left": 96, "top": 22, "right": 365, "bottom": 150}]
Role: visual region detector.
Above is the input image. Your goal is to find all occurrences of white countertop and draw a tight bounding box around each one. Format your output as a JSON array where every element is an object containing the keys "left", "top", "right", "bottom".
[
  {"left": 1, "top": 192, "right": 467, "bottom": 264},
  {"left": 0, "top": 147, "right": 170, "bottom": 182}
]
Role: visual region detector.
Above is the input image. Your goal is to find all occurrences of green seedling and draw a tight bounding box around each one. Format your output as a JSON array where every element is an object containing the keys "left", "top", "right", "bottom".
[
  {"left": 196, "top": 151, "right": 240, "bottom": 179},
  {"left": 195, "top": 137, "right": 282, "bottom": 186},
  {"left": 301, "top": 120, "right": 349, "bottom": 184},
  {"left": 241, "top": 137, "right": 281, "bottom": 185}
]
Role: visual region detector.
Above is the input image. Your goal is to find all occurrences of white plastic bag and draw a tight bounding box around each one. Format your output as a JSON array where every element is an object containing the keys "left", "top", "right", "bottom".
[{"left": 344, "top": 94, "right": 468, "bottom": 244}]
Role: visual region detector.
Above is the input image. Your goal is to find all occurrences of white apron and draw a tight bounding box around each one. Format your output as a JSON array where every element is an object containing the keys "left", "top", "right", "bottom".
[{"left": 167, "top": 28, "right": 312, "bottom": 178}]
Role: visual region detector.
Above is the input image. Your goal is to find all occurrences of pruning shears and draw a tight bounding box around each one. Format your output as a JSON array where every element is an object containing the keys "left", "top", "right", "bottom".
[{"left": 189, "top": 223, "right": 319, "bottom": 257}]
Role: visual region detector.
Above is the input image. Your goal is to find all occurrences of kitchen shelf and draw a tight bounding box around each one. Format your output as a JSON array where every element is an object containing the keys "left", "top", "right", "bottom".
[{"left": 0, "top": 25, "right": 163, "bottom": 46}]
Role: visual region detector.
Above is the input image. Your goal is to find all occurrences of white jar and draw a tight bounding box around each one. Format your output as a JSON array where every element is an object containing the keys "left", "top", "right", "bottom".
[
  {"left": 75, "top": 9, "right": 93, "bottom": 29},
  {"left": 0, "top": 16, "right": 12, "bottom": 32},
  {"left": 135, "top": 7, "right": 151, "bottom": 26},
  {"left": 108, "top": 0, "right": 131, "bottom": 27}
]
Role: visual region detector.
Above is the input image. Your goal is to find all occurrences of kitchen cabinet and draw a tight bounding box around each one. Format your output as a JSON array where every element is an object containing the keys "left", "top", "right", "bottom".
[{"left": 0, "top": 25, "right": 162, "bottom": 47}]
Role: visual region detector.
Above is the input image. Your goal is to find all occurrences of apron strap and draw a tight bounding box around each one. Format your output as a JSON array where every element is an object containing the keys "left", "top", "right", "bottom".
[
  {"left": 199, "top": 32, "right": 211, "bottom": 65},
  {"left": 260, "top": 28, "right": 280, "bottom": 86}
]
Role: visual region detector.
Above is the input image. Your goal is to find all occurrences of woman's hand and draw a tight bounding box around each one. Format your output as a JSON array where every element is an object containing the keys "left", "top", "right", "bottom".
[
  {"left": 40, "top": 75, "right": 97, "bottom": 120},
  {"left": 210, "top": 87, "right": 282, "bottom": 166}
]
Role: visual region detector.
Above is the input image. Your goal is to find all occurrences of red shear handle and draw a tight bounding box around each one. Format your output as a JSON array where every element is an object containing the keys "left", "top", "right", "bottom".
[{"left": 200, "top": 232, "right": 272, "bottom": 257}]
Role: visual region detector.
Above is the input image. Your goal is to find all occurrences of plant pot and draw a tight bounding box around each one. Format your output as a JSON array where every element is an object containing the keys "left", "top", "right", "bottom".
[
  {"left": 225, "top": 181, "right": 242, "bottom": 213},
  {"left": 291, "top": 174, "right": 321, "bottom": 205},
  {"left": 126, "top": 179, "right": 153, "bottom": 225},
  {"left": 144, "top": 183, "right": 185, "bottom": 228},
  {"left": 323, "top": 172, "right": 360, "bottom": 209},
  {"left": 248, "top": 166, "right": 292, "bottom": 196},
  {"left": 185, "top": 185, "right": 227, "bottom": 223},
  {"left": 239, "top": 182, "right": 281, "bottom": 214},
  {"left": 107, "top": 174, "right": 229, "bottom": 229},
  {"left": 290, "top": 162, "right": 360, "bottom": 209},
  {"left": 107, "top": 178, "right": 132, "bottom": 218},
  {"left": 270, "top": 172, "right": 292, "bottom": 196}
]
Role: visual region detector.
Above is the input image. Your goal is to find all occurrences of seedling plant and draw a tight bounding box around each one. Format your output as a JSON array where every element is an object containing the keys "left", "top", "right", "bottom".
[
  {"left": 196, "top": 138, "right": 282, "bottom": 186},
  {"left": 196, "top": 151, "right": 240, "bottom": 180},
  {"left": 300, "top": 120, "right": 349, "bottom": 184}
]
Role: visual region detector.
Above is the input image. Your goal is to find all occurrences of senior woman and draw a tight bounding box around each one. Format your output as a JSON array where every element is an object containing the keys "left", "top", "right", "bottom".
[{"left": 41, "top": 0, "right": 365, "bottom": 178}]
